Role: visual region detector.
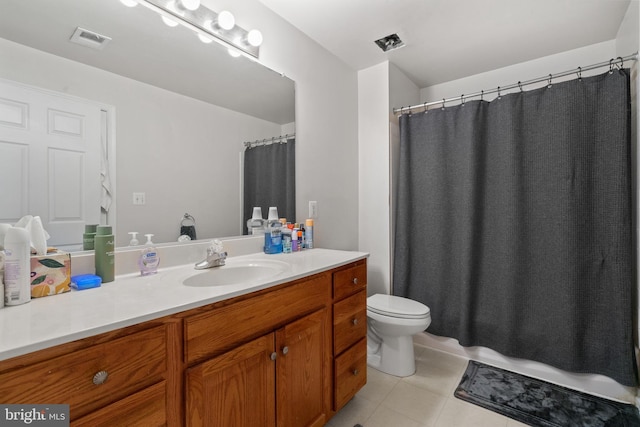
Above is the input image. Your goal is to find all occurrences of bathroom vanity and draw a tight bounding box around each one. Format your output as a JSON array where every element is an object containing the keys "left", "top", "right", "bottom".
[{"left": 0, "top": 248, "right": 368, "bottom": 426}]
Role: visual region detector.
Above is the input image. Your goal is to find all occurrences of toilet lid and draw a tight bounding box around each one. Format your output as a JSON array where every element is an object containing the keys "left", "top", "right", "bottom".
[{"left": 367, "top": 294, "right": 430, "bottom": 319}]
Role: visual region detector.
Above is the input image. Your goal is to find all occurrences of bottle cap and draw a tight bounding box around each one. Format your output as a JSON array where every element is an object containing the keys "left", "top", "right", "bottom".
[
  {"left": 305, "top": 219, "right": 314, "bottom": 226},
  {"left": 85, "top": 224, "right": 98, "bottom": 233},
  {"left": 251, "top": 207, "right": 263, "bottom": 220},
  {"left": 96, "top": 225, "right": 112, "bottom": 235},
  {"left": 267, "top": 207, "right": 279, "bottom": 221}
]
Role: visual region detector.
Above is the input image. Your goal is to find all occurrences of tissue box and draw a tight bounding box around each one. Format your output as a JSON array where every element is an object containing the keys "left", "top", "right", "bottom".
[{"left": 30, "top": 251, "right": 71, "bottom": 298}]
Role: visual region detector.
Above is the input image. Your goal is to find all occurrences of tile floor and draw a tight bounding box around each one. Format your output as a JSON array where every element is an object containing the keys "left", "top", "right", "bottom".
[{"left": 326, "top": 343, "right": 529, "bottom": 427}]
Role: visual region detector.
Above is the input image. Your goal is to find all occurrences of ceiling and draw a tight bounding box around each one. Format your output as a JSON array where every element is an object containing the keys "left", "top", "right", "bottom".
[{"left": 259, "top": 0, "right": 632, "bottom": 88}]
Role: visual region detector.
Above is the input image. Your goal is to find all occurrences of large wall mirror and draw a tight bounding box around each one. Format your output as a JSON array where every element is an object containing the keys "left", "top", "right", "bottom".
[{"left": 0, "top": 0, "right": 295, "bottom": 249}]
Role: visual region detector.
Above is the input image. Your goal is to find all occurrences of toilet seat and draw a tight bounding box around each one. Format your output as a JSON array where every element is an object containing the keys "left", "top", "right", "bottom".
[{"left": 367, "top": 294, "right": 430, "bottom": 319}]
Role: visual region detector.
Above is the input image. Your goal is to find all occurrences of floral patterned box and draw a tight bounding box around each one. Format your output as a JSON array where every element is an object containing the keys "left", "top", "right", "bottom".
[{"left": 30, "top": 251, "right": 71, "bottom": 298}]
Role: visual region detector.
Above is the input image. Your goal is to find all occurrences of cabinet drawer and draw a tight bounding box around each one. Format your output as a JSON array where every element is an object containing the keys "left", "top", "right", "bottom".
[
  {"left": 333, "top": 262, "right": 366, "bottom": 301},
  {"left": 72, "top": 381, "right": 166, "bottom": 427},
  {"left": 334, "top": 338, "right": 367, "bottom": 410},
  {"left": 333, "top": 290, "right": 367, "bottom": 355},
  {"left": 184, "top": 273, "right": 331, "bottom": 364},
  {"left": 0, "top": 325, "right": 167, "bottom": 420}
]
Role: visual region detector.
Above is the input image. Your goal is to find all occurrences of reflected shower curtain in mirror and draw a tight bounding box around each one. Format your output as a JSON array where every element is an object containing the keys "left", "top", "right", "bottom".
[
  {"left": 393, "top": 70, "right": 637, "bottom": 386},
  {"left": 243, "top": 139, "right": 295, "bottom": 233}
]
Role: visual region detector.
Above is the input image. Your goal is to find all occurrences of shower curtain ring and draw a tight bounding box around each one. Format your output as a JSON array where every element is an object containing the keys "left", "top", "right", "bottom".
[
  {"left": 442, "top": 98, "right": 446, "bottom": 110},
  {"left": 617, "top": 56, "right": 624, "bottom": 69},
  {"left": 497, "top": 86, "right": 501, "bottom": 99},
  {"left": 577, "top": 66, "right": 582, "bottom": 81},
  {"left": 547, "top": 74, "right": 552, "bottom": 88},
  {"left": 460, "top": 94, "right": 465, "bottom": 106},
  {"left": 423, "top": 102, "right": 429, "bottom": 114},
  {"left": 481, "top": 90, "right": 484, "bottom": 101},
  {"left": 518, "top": 81, "right": 523, "bottom": 92},
  {"left": 609, "top": 58, "right": 614, "bottom": 74}
]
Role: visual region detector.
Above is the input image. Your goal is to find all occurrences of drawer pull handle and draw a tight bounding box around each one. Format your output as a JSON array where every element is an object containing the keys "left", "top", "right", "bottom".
[
  {"left": 270, "top": 352, "right": 277, "bottom": 361},
  {"left": 352, "top": 278, "right": 358, "bottom": 285},
  {"left": 92, "top": 370, "right": 109, "bottom": 385},
  {"left": 282, "top": 346, "right": 289, "bottom": 355},
  {"left": 352, "top": 369, "right": 359, "bottom": 376},
  {"left": 352, "top": 318, "right": 359, "bottom": 326}
]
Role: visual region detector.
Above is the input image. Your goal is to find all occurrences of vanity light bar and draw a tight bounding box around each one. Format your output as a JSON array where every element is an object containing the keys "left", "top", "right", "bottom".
[{"left": 136, "top": 0, "right": 260, "bottom": 59}]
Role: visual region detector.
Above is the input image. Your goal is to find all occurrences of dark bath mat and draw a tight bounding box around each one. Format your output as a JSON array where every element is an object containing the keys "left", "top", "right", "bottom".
[{"left": 454, "top": 360, "right": 640, "bottom": 427}]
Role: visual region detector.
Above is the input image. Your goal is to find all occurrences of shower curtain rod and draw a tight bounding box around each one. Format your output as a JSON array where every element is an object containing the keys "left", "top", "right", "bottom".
[
  {"left": 393, "top": 53, "right": 638, "bottom": 115},
  {"left": 243, "top": 133, "right": 295, "bottom": 149}
]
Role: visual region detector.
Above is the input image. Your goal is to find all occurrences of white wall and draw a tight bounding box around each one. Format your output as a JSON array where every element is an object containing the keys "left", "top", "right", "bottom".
[
  {"left": 358, "top": 62, "right": 390, "bottom": 296},
  {"left": 420, "top": 40, "right": 618, "bottom": 103}
]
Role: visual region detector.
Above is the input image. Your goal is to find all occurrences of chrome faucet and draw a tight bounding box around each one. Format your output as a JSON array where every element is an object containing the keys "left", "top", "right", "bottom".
[{"left": 195, "top": 239, "right": 227, "bottom": 270}]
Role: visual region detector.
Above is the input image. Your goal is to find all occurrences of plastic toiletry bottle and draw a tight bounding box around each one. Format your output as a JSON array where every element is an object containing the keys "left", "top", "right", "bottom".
[
  {"left": 305, "top": 219, "right": 314, "bottom": 249},
  {"left": 83, "top": 224, "right": 98, "bottom": 250},
  {"left": 94, "top": 225, "right": 115, "bottom": 283},
  {"left": 264, "top": 207, "right": 283, "bottom": 254},
  {"left": 139, "top": 234, "right": 160, "bottom": 276},
  {"left": 4, "top": 227, "right": 31, "bottom": 306},
  {"left": 128, "top": 232, "right": 139, "bottom": 246},
  {"left": 291, "top": 227, "right": 300, "bottom": 252},
  {"left": 297, "top": 226, "right": 304, "bottom": 251},
  {"left": 247, "top": 207, "right": 265, "bottom": 235},
  {"left": 282, "top": 225, "right": 292, "bottom": 253}
]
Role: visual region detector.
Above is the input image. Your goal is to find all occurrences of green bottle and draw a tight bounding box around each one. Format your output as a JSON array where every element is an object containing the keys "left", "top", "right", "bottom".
[
  {"left": 83, "top": 224, "right": 98, "bottom": 250},
  {"left": 94, "top": 225, "right": 115, "bottom": 283}
]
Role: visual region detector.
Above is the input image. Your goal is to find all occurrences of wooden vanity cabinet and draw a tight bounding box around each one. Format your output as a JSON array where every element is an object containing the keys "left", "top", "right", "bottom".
[
  {"left": 0, "top": 322, "right": 173, "bottom": 426},
  {"left": 183, "top": 272, "right": 332, "bottom": 427},
  {"left": 331, "top": 260, "right": 368, "bottom": 411},
  {"left": 0, "top": 259, "right": 367, "bottom": 426}
]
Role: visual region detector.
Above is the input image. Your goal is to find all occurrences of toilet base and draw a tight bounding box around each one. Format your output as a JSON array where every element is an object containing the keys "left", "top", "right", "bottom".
[{"left": 367, "top": 334, "right": 416, "bottom": 377}]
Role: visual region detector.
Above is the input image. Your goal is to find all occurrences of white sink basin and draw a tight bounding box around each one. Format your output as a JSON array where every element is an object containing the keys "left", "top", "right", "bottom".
[{"left": 183, "top": 259, "right": 290, "bottom": 287}]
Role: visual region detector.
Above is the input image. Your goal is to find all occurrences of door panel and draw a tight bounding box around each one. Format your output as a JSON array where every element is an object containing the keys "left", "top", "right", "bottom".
[
  {"left": 0, "top": 79, "right": 102, "bottom": 247},
  {"left": 276, "top": 309, "right": 326, "bottom": 427},
  {"left": 186, "top": 333, "right": 276, "bottom": 427}
]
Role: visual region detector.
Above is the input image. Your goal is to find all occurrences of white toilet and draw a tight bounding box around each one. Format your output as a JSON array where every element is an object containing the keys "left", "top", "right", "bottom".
[{"left": 367, "top": 294, "right": 431, "bottom": 377}]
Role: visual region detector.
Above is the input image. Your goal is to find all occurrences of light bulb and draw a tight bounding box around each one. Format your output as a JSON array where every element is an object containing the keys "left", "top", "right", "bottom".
[
  {"left": 228, "top": 48, "right": 241, "bottom": 58},
  {"left": 218, "top": 11, "right": 235, "bottom": 30},
  {"left": 119, "top": 0, "right": 137, "bottom": 7},
  {"left": 247, "top": 29, "right": 263, "bottom": 47},
  {"left": 198, "top": 33, "right": 213, "bottom": 44},
  {"left": 179, "top": 0, "right": 200, "bottom": 11},
  {"left": 161, "top": 15, "right": 179, "bottom": 27}
]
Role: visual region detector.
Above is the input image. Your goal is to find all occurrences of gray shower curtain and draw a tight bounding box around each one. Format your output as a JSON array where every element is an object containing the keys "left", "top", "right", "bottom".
[
  {"left": 243, "top": 139, "right": 295, "bottom": 232},
  {"left": 393, "top": 70, "right": 637, "bottom": 386}
]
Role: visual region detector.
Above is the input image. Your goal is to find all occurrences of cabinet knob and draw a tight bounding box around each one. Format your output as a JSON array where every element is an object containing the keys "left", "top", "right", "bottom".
[
  {"left": 352, "top": 278, "right": 358, "bottom": 285},
  {"left": 270, "top": 352, "right": 277, "bottom": 361},
  {"left": 282, "top": 346, "right": 289, "bottom": 355},
  {"left": 92, "top": 370, "right": 109, "bottom": 385},
  {"left": 352, "top": 318, "right": 359, "bottom": 326},
  {"left": 352, "top": 369, "right": 359, "bottom": 376}
]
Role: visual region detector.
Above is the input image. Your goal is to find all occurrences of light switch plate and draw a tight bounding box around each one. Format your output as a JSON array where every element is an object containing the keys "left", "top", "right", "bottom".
[
  {"left": 309, "top": 201, "right": 318, "bottom": 218},
  {"left": 133, "top": 192, "right": 146, "bottom": 205}
]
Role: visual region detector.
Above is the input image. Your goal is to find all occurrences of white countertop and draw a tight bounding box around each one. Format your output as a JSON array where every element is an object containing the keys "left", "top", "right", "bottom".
[{"left": 0, "top": 249, "right": 368, "bottom": 361}]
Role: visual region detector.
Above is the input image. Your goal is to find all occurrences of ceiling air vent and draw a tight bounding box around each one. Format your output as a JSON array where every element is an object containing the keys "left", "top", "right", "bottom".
[
  {"left": 69, "top": 27, "right": 112, "bottom": 50},
  {"left": 374, "top": 33, "right": 405, "bottom": 52}
]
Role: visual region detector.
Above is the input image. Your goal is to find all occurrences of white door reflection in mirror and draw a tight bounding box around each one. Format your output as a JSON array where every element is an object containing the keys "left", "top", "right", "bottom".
[{"left": 0, "top": 79, "right": 103, "bottom": 249}]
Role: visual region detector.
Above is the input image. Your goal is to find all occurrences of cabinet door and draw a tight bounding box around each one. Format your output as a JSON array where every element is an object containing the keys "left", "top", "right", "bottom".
[
  {"left": 276, "top": 308, "right": 327, "bottom": 427},
  {"left": 186, "top": 334, "right": 276, "bottom": 427}
]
